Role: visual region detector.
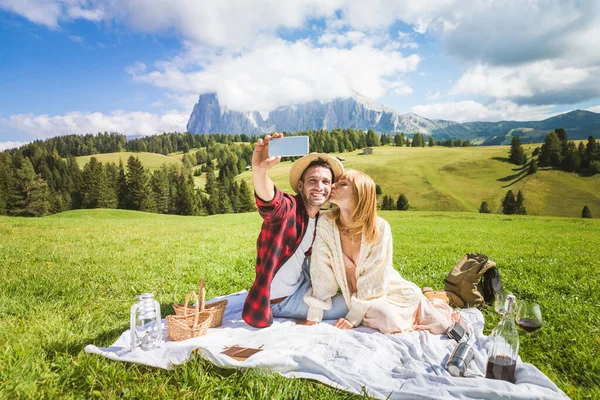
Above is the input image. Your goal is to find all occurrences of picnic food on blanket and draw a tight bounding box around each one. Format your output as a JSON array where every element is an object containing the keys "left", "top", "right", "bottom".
[
  {"left": 486, "top": 294, "right": 519, "bottom": 383},
  {"left": 130, "top": 293, "right": 162, "bottom": 351},
  {"left": 221, "top": 345, "right": 264, "bottom": 361},
  {"left": 423, "top": 253, "right": 504, "bottom": 308},
  {"left": 167, "top": 291, "right": 212, "bottom": 341},
  {"left": 173, "top": 278, "right": 228, "bottom": 328}
]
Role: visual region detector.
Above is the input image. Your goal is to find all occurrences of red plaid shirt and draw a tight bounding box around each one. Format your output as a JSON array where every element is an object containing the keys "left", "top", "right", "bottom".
[{"left": 242, "top": 186, "right": 316, "bottom": 328}]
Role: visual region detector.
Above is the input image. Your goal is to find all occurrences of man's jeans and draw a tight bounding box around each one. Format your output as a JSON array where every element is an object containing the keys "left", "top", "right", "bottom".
[{"left": 271, "top": 257, "right": 348, "bottom": 320}]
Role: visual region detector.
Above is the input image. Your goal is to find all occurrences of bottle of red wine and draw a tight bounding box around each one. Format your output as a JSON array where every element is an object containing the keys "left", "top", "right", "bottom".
[{"left": 486, "top": 294, "right": 519, "bottom": 383}]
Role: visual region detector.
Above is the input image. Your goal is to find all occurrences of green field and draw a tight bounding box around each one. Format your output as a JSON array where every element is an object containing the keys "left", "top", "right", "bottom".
[
  {"left": 237, "top": 145, "right": 600, "bottom": 218},
  {"left": 1, "top": 210, "right": 598, "bottom": 399},
  {"left": 76, "top": 152, "right": 181, "bottom": 171}
]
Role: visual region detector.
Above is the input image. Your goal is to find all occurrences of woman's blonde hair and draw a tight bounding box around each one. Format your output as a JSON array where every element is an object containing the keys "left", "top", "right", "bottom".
[{"left": 331, "top": 169, "right": 379, "bottom": 244}]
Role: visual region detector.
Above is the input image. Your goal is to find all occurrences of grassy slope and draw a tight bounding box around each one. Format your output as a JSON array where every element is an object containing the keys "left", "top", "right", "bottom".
[
  {"left": 0, "top": 210, "right": 598, "bottom": 399},
  {"left": 76, "top": 152, "right": 181, "bottom": 170},
  {"left": 236, "top": 145, "right": 600, "bottom": 218}
]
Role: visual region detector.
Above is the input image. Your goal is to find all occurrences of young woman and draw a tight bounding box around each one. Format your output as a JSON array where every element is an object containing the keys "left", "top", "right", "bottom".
[{"left": 303, "top": 169, "right": 459, "bottom": 334}]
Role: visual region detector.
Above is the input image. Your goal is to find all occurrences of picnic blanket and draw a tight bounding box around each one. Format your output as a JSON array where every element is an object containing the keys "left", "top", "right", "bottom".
[{"left": 85, "top": 291, "right": 568, "bottom": 399}]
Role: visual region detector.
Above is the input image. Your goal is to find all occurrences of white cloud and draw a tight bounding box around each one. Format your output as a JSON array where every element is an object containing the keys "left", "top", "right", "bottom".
[
  {"left": 0, "top": 0, "right": 104, "bottom": 27},
  {"left": 587, "top": 105, "right": 600, "bottom": 113},
  {"left": 0, "top": 141, "right": 28, "bottom": 151},
  {"left": 0, "top": 0, "right": 62, "bottom": 28},
  {"left": 68, "top": 35, "right": 84, "bottom": 43},
  {"left": 2, "top": 110, "right": 189, "bottom": 140},
  {"left": 412, "top": 100, "right": 558, "bottom": 123},
  {"left": 451, "top": 61, "right": 599, "bottom": 104},
  {"left": 129, "top": 37, "right": 420, "bottom": 112}
]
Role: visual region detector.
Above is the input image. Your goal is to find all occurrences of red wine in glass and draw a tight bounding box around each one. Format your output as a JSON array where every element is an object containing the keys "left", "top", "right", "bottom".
[
  {"left": 515, "top": 301, "right": 542, "bottom": 333},
  {"left": 516, "top": 318, "right": 542, "bottom": 333}
]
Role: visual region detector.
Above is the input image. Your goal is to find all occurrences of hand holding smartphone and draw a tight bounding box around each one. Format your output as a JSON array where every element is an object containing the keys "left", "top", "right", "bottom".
[{"left": 268, "top": 136, "right": 309, "bottom": 157}]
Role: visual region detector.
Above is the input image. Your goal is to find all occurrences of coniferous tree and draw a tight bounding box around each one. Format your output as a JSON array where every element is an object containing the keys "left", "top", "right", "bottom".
[
  {"left": 381, "top": 194, "right": 395, "bottom": 210},
  {"left": 125, "top": 156, "right": 155, "bottom": 212},
  {"left": 66, "top": 155, "right": 83, "bottom": 209},
  {"left": 366, "top": 129, "right": 381, "bottom": 147},
  {"left": 584, "top": 136, "right": 597, "bottom": 169},
  {"left": 216, "top": 181, "right": 233, "bottom": 214},
  {"left": 236, "top": 179, "right": 256, "bottom": 213},
  {"left": 80, "top": 157, "right": 115, "bottom": 209},
  {"left": 150, "top": 167, "right": 170, "bottom": 214},
  {"left": 509, "top": 135, "right": 527, "bottom": 165},
  {"left": 394, "top": 133, "right": 405, "bottom": 147},
  {"left": 539, "top": 131, "right": 563, "bottom": 166},
  {"left": 582, "top": 205, "right": 592, "bottom": 218},
  {"left": 173, "top": 172, "right": 198, "bottom": 215},
  {"left": 205, "top": 166, "right": 216, "bottom": 195},
  {"left": 10, "top": 157, "right": 50, "bottom": 216},
  {"left": 117, "top": 160, "right": 128, "bottom": 209},
  {"left": 428, "top": 135, "right": 435, "bottom": 147},
  {"left": 375, "top": 184, "right": 382, "bottom": 196},
  {"left": 562, "top": 141, "right": 581, "bottom": 172},
  {"left": 396, "top": 193, "right": 409, "bottom": 210},
  {"left": 527, "top": 159, "right": 538, "bottom": 174},
  {"left": 0, "top": 153, "right": 12, "bottom": 215},
  {"left": 502, "top": 190, "right": 517, "bottom": 214},
  {"left": 515, "top": 190, "right": 527, "bottom": 215},
  {"left": 479, "top": 201, "right": 491, "bottom": 213}
]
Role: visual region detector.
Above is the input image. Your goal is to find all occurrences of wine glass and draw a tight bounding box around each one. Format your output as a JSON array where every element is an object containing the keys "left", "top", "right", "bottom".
[
  {"left": 515, "top": 301, "right": 543, "bottom": 333},
  {"left": 494, "top": 292, "right": 507, "bottom": 314}
]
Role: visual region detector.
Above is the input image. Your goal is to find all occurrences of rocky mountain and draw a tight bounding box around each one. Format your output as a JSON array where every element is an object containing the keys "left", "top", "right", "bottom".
[
  {"left": 186, "top": 93, "right": 265, "bottom": 136},
  {"left": 186, "top": 92, "right": 600, "bottom": 144}
]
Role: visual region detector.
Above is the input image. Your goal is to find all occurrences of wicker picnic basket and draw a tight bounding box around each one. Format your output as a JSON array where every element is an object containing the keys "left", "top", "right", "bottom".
[
  {"left": 172, "top": 278, "right": 228, "bottom": 328},
  {"left": 166, "top": 291, "right": 212, "bottom": 341}
]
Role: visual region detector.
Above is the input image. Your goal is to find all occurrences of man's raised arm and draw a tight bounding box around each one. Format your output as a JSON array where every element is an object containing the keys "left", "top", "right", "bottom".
[{"left": 252, "top": 132, "right": 282, "bottom": 202}]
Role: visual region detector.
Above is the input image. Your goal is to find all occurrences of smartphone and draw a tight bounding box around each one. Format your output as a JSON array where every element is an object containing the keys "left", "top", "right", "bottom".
[{"left": 268, "top": 136, "right": 309, "bottom": 157}]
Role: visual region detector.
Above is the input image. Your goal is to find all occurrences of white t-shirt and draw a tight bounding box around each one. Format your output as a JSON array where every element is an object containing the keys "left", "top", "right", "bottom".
[{"left": 270, "top": 217, "right": 316, "bottom": 299}]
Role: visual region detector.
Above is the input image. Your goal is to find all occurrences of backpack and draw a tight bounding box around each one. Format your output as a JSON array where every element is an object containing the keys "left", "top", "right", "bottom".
[{"left": 443, "top": 253, "right": 504, "bottom": 308}]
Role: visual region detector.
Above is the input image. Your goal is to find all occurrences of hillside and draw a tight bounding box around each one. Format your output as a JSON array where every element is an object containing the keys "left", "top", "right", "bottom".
[
  {"left": 236, "top": 145, "right": 600, "bottom": 218},
  {"left": 76, "top": 151, "right": 181, "bottom": 170}
]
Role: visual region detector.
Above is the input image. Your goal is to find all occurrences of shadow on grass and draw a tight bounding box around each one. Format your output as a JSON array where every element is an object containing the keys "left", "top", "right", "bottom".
[
  {"left": 45, "top": 324, "right": 129, "bottom": 362},
  {"left": 492, "top": 156, "right": 512, "bottom": 163},
  {"left": 497, "top": 168, "right": 528, "bottom": 183}
]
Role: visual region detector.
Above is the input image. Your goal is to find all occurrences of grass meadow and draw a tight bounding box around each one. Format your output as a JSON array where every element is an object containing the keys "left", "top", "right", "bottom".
[
  {"left": 1, "top": 209, "right": 598, "bottom": 399},
  {"left": 76, "top": 152, "right": 182, "bottom": 171},
  {"left": 236, "top": 145, "right": 600, "bottom": 218}
]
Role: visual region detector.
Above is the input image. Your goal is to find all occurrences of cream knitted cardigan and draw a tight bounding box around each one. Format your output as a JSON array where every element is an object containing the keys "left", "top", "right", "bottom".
[{"left": 304, "top": 213, "right": 425, "bottom": 326}]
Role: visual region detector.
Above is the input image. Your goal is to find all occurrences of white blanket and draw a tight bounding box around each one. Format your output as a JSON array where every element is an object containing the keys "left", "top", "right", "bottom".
[{"left": 85, "top": 292, "right": 567, "bottom": 399}]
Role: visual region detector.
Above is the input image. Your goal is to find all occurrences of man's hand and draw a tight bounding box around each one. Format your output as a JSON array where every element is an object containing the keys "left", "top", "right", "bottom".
[
  {"left": 333, "top": 318, "right": 354, "bottom": 329},
  {"left": 252, "top": 132, "right": 283, "bottom": 202},
  {"left": 252, "top": 132, "right": 283, "bottom": 171},
  {"left": 296, "top": 319, "right": 319, "bottom": 326}
]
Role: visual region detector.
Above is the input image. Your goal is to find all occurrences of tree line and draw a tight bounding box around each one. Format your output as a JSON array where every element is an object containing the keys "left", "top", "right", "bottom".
[
  {"left": 0, "top": 142, "right": 256, "bottom": 217},
  {"left": 509, "top": 130, "right": 600, "bottom": 175},
  {"left": 16, "top": 128, "right": 455, "bottom": 161}
]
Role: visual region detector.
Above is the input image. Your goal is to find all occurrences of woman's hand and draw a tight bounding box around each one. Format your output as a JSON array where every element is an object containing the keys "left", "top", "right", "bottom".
[{"left": 333, "top": 318, "right": 353, "bottom": 329}]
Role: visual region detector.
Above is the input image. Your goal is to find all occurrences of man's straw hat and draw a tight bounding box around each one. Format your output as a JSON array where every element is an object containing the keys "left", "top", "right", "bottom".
[{"left": 288, "top": 153, "right": 344, "bottom": 193}]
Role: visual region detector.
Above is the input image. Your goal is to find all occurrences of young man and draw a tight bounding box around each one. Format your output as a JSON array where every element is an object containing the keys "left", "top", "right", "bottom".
[{"left": 242, "top": 132, "right": 349, "bottom": 328}]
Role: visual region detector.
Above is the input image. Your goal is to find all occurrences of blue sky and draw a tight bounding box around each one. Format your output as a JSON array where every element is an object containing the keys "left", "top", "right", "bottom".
[{"left": 1, "top": 0, "right": 600, "bottom": 150}]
